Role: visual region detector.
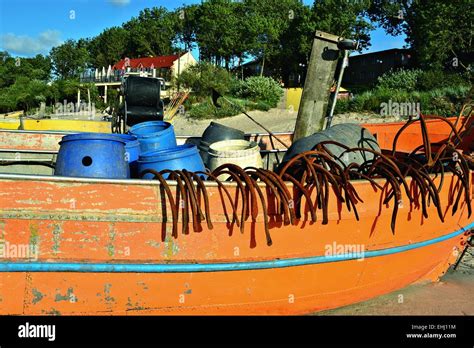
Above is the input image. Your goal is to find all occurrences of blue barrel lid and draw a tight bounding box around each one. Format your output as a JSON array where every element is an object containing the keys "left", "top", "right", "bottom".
[
  {"left": 139, "top": 144, "right": 198, "bottom": 163},
  {"left": 115, "top": 133, "right": 140, "bottom": 149},
  {"left": 115, "top": 133, "right": 138, "bottom": 142},
  {"left": 129, "top": 121, "right": 173, "bottom": 138},
  {"left": 59, "top": 132, "right": 126, "bottom": 145}
]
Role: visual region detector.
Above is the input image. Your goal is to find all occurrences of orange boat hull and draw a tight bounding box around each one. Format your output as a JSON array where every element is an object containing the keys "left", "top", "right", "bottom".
[
  {"left": 0, "top": 234, "right": 466, "bottom": 315},
  {"left": 0, "top": 172, "right": 471, "bottom": 315},
  {"left": 0, "top": 117, "right": 472, "bottom": 315}
]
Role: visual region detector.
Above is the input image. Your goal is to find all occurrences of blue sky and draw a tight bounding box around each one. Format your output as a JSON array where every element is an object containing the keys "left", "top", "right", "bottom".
[{"left": 0, "top": 0, "right": 406, "bottom": 58}]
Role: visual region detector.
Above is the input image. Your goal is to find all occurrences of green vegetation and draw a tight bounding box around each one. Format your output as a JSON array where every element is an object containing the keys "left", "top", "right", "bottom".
[
  {"left": 188, "top": 96, "right": 273, "bottom": 119},
  {"left": 234, "top": 77, "right": 284, "bottom": 108},
  {"left": 335, "top": 69, "right": 471, "bottom": 117},
  {"left": 179, "top": 63, "right": 282, "bottom": 119},
  {"left": 49, "top": 39, "right": 89, "bottom": 80},
  {"left": 0, "top": 0, "right": 471, "bottom": 116},
  {"left": 0, "top": 52, "right": 51, "bottom": 88},
  {"left": 0, "top": 51, "right": 102, "bottom": 113},
  {"left": 0, "top": 52, "right": 52, "bottom": 112},
  {"left": 368, "top": 0, "right": 472, "bottom": 70},
  {"left": 376, "top": 69, "right": 423, "bottom": 92},
  {"left": 178, "top": 62, "right": 236, "bottom": 98}
]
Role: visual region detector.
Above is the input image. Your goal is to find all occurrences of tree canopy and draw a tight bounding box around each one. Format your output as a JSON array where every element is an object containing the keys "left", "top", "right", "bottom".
[
  {"left": 42, "top": 0, "right": 473, "bottom": 81},
  {"left": 1, "top": 0, "right": 471, "bottom": 113},
  {"left": 368, "top": 0, "right": 473, "bottom": 70},
  {"left": 44, "top": 0, "right": 378, "bottom": 81},
  {"left": 49, "top": 39, "right": 89, "bottom": 79}
]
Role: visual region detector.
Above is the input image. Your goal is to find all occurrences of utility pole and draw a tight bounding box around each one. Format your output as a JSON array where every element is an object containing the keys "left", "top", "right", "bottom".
[
  {"left": 325, "top": 39, "right": 358, "bottom": 129},
  {"left": 293, "top": 31, "right": 341, "bottom": 141}
]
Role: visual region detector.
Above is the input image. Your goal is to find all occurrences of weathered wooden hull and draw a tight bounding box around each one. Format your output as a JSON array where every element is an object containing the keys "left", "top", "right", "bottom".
[{"left": 0, "top": 117, "right": 472, "bottom": 315}]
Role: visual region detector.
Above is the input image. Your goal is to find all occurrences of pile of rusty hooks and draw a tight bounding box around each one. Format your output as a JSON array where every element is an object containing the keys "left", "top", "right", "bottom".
[
  {"left": 391, "top": 113, "right": 472, "bottom": 218},
  {"left": 140, "top": 165, "right": 298, "bottom": 246},
  {"left": 140, "top": 112, "right": 472, "bottom": 244},
  {"left": 285, "top": 113, "right": 472, "bottom": 234}
]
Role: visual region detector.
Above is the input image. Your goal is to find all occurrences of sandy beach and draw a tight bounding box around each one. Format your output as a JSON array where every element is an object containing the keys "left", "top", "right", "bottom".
[
  {"left": 314, "top": 249, "right": 474, "bottom": 315},
  {"left": 172, "top": 108, "right": 402, "bottom": 136}
]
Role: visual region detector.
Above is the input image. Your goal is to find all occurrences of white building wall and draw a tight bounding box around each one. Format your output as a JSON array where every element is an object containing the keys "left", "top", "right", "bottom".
[{"left": 171, "top": 51, "right": 198, "bottom": 78}]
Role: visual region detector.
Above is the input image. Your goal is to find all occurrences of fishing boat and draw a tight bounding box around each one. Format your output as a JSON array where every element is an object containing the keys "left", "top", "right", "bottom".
[
  {"left": 0, "top": 118, "right": 111, "bottom": 133},
  {"left": 0, "top": 116, "right": 472, "bottom": 315}
]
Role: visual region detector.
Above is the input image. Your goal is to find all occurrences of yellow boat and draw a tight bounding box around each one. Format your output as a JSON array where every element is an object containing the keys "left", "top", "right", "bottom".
[{"left": 0, "top": 119, "right": 111, "bottom": 133}]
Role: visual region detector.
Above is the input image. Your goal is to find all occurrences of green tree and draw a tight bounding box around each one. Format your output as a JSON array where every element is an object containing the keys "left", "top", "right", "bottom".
[
  {"left": 50, "top": 39, "right": 90, "bottom": 79},
  {"left": 368, "top": 0, "right": 473, "bottom": 70},
  {"left": 242, "top": 0, "right": 298, "bottom": 76},
  {"left": 272, "top": 2, "right": 315, "bottom": 84},
  {"left": 241, "top": 0, "right": 372, "bottom": 82},
  {"left": 0, "top": 52, "right": 51, "bottom": 88},
  {"left": 123, "top": 7, "right": 178, "bottom": 57},
  {"left": 0, "top": 77, "right": 51, "bottom": 112},
  {"left": 89, "top": 27, "right": 129, "bottom": 67},
  {"left": 312, "top": 0, "right": 373, "bottom": 50},
  {"left": 177, "top": 61, "right": 236, "bottom": 98},
  {"left": 194, "top": 0, "right": 244, "bottom": 68},
  {"left": 174, "top": 4, "right": 199, "bottom": 52}
]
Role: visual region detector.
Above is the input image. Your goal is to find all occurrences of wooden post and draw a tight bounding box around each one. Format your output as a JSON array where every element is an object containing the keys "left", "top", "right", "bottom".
[
  {"left": 293, "top": 31, "right": 341, "bottom": 141},
  {"left": 77, "top": 89, "right": 81, "bottom": 110},
  {"left": 177, "top": 52, "right": 181, "bottom": 92}
]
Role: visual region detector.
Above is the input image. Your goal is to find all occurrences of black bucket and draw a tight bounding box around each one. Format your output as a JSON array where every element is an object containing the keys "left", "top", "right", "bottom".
[{"left": 199, "top": 122, "right": 245, "bottom": 165}]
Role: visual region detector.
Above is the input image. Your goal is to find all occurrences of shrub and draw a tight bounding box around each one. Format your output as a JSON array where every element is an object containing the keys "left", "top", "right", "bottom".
[
  {"left": 334, "top": 98, "right": 351, "bottom": 114},
  {"left": 376, "top": 68, "right": 470, "bottom": 94},
  {"left": 253, "top": 100, "right": 272, "bottom": 111},
  {"left": 376, "top": 69, "right": 423, "bottom": 92},
  {"left": 339, "top": 85, "right": 470, "bottom": 117},
  {"left": 229, "top": 78, "right": 244, "bottom": 97},
  {"left": 187, "top": 96, "right": 273, "bottom": 119},
  {"left": 189, "top": 97, "right": 241, "bottom": 119},
  {"left": 416, "top": 70, "right": 470, "bottom": 91},
  {"left": 349, "top": 91, "right": 370, "bottom": 112},
  {"left": 423, "top": 96, "right": 455, "bottom": 116},
  {"left": 421, "top": 85, "right": 470, "bottom": 116},
  {"left": 177, "top": 62, "right": 236, "bottom": 99},
  {"left": 236, "top": 76, "right": 283, "bottom": 107},
  {"left": 106, "top": 87, "right": 120, "bottom": 109},
  {"left": 0, "top": 77, "right": 52, "bottom": 112}
]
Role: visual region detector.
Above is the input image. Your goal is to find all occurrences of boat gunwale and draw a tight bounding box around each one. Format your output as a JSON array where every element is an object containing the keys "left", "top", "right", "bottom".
[
  {"left": 0, "top": 128, "right": 295, "bottom": 137},
  {"left": 0, "top": 171, "right": 459, "bottom": 188}
]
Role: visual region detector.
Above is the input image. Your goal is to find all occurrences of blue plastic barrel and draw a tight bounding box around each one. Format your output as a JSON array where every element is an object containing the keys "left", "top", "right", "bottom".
[
  {"left": 55, "top": 133, "right": 130, "bottom": 179},
  {"left": 129, "top": 121, "right": 177, "bottom": 153},
  {"left": 138, "top": 144, "right": 206, "bottom": 179},
  {"left": 116, "top": 134, "right": 140, "bottom": 178}
]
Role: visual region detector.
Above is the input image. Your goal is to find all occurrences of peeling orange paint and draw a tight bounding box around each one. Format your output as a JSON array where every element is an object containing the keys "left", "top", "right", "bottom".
[{"left": 0, "top": 119, "right": 471, "bottom": 315}]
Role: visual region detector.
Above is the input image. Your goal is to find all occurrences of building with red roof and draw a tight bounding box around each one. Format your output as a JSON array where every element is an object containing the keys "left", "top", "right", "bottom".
[
  {"left": 113, "top": 52, "right": 197, "bottom": 79},
  {"left": 79, "top": 51, "right": 197, "bottom": 103},
  {"left": 113, "top": 54, "right": 180, "bottom": 70}
]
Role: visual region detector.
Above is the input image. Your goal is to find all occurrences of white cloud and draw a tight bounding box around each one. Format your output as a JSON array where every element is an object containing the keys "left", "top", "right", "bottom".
[
  {"left": 107, "top": 0, "right": 131, "bottom": 6},
  {"left": 0, "top": 30, "right": 62, "bottom": 55}
]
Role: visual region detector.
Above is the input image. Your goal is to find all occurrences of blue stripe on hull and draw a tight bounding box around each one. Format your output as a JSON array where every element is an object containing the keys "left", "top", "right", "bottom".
[{"left": 0, "top": 222, "right": 472, "bottom": 273}]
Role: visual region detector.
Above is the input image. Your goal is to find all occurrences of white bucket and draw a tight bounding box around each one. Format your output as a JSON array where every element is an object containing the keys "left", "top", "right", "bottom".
[{"left": 207, "top": 140, "right": 263, "bottom": 176}]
